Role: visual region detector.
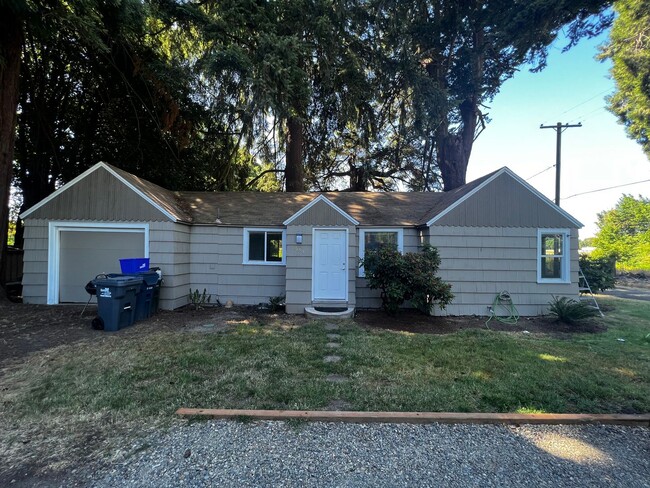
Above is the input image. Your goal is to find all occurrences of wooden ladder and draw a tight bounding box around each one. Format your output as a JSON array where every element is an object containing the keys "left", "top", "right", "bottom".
[{"left": 578, "top": 267, "right": 604, "bottom": 317}]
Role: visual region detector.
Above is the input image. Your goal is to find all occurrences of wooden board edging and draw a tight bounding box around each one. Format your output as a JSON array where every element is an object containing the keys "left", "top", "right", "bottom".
[{"left": 176, "top": 408, "right": 650, "bottom": 427}]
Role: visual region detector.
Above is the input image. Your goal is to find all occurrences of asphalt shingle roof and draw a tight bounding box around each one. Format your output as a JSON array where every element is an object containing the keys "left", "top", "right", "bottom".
[{"left": 107, "top": 163, "right": 502, "bottom": 226}]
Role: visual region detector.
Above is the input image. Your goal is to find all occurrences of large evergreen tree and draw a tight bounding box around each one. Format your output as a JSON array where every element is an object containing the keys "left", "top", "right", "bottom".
[
  {"left": 365, "top": 0, "right": 613, "bottom": 190},
  {"left": 599, "top": 0, "right": 650, "bottom": 159}
]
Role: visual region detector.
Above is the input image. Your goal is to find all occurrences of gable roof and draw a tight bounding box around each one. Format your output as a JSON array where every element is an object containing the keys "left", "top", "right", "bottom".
[
  {"left": 425, "top": 167, "right": 582, "bottom": 228},
  {"left": 283, "top": 195, "right": 359, "bottom": 225},
  {"left": 20, "top": 163, "right": 582, "bottom": 228},
  {"left": 20, "top": 163, "right": 190, "bottom": 222}
]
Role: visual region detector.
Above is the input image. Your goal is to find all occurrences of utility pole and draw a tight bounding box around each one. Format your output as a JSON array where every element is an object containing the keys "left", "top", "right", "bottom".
[{"left": 539, "top": 122, "right": 582, "bottom": 206}]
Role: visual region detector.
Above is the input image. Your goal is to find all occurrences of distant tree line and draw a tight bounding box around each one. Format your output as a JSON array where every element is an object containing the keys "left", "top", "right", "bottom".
[{"left": 593, "top": 194, "right": 650, "bottom": 271}]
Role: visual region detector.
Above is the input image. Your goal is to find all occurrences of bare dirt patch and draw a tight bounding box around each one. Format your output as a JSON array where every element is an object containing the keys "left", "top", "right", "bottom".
[
  {"left": 354, "top": 310, "right": 607, "bottom": 336},
  {"left": 0, "top": 302, "right": 299, "bottom": 372}
]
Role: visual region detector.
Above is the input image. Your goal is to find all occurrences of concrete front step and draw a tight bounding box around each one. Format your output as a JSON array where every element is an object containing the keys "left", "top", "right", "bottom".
[{"left": 305, "top": 306, "right": 355, "bottom": 319}]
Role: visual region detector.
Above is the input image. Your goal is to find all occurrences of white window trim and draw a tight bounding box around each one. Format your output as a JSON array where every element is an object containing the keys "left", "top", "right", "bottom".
[
  {"left": 537, "top": 228, "right": 571, "bottom": 284},
  {"left": 47, "top": 222, "right": 149, "bottom": 305},
  {"left": 358, "top": 228, "right": 404, "bottom": 278},
  {"left": 242, "top": 228, "right": 287, "bottom": 265}
]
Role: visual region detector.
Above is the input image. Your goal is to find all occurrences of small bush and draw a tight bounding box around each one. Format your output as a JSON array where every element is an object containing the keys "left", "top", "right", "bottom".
[
  {"left": 189, "top": 288, "right": 211, "bottom": 310},
  {"left": 268, "top": 294, "right": 286, "bottom": 312},
  {"left": 548, "top": 296, "right": 600, "bottom": 324},
  {"left": 579, "top": 254, "right": 616, "bottom": 292},
  {"left": 360, "top": 244, "right": 454, "bottom": 315}
]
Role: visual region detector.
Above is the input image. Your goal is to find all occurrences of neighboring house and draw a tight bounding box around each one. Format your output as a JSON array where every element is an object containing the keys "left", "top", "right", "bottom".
[{"left": 20, "top": 163, "right": 582, "bottom": 316}]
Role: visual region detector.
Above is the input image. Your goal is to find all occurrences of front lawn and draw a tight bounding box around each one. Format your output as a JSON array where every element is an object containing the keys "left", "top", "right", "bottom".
[{"left": 1, "top": 296, "right": 648, "bottom": 475}]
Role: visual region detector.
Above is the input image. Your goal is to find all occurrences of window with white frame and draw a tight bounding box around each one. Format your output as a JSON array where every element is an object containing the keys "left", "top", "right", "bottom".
[
  {"left": 243, "top": 228, "right": 286, "bottom": 264},
  {"left": 537, "top": 229, "right": 570, "bottom": 283},
  {"left": 358, "top": 228, "right": 404, "bottom": 277}
]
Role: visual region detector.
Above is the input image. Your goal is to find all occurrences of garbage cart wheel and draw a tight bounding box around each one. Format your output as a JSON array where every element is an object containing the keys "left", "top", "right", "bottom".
[{"left": 91, "top": 316, "right": 105, "bottom": 330}]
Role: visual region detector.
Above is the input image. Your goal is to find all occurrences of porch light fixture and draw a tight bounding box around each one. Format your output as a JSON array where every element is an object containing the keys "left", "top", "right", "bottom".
[{"left": 296, "top": 233, "right": 303, "bottom": 244}]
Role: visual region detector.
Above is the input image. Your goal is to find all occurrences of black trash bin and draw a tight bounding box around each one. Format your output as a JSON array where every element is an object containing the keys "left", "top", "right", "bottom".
[
  {"left": 107, "top": 270, "right": 161, "bottom": 321},
  {"left": 134, "top": 270, "right": 160, "bottom": 321},
  {"left": 93, "top": 276, "right": 141, "bottom": 331}
]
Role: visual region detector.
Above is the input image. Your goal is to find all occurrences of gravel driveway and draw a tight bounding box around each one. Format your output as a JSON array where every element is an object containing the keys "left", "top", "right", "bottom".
[{"left": 62, "top": 421, "right": 649, "bottom": 488}]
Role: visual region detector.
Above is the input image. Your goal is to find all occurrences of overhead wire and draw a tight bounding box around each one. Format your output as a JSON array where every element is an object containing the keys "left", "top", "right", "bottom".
[
  {"left": 526, "top": 164, "right": 555, "bottom": 181},
  {"left": 541, "top": 88, "right": 611, "bottom": 125},
  {"left": 568, "top": 106, "right": 608, "bottom": 125},
  {"left": 562, "top": 178, "right": 650, "bottom": 200}
]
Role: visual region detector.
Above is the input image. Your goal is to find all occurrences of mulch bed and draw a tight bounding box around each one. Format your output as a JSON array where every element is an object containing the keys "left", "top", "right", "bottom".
[{"left": 354, "top": 310, "right": 607, "bottom": 336}]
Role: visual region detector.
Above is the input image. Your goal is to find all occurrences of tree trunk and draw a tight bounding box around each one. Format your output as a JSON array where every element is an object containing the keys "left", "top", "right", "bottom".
[
  {"left": 436, "top": 132, "right": 471, "bottom": 191},
  {"left": 285, "top": 116, "right": 305, "bottom": 192},
  {"left": 0, "top": 7, "right": 24, "bottom": 293},
  {"left": 436, "top": 98, "right": 478, "bottom": 192}
]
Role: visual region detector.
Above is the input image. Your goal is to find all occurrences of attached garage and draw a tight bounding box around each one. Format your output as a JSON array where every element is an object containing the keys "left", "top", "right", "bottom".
[
  {"left": 50, "top": 224, "right": 148, "bottom": 303},
  {"left": 20, "top": 163, "right": 192, "bottom": 309}
]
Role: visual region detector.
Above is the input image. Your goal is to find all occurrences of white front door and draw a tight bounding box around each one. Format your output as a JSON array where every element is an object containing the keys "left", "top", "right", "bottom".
[{"left": 313, "top": 229, "right": 347, "bottom": 301}]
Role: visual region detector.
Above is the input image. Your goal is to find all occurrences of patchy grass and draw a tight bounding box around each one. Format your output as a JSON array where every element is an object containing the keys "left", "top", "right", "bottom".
[
  {"left": 1, "top": 296, "right": 648, "bottom": 477},
  {"left": 2, "top": 298, "right": 649, "bottom": 418}
]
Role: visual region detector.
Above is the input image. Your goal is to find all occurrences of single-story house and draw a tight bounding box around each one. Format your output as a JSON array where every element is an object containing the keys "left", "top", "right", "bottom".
[{"left": 19, "top": 162, "right": 582, "bottom": 315}]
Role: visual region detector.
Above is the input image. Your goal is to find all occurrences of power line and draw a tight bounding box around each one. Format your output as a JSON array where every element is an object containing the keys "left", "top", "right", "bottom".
[
  {"left": 542, "top": 88, "right": 611, "bottom": 125},
  {"left": 568, "top": 106, "right": 607, "bottom": 125},
  {"left": 562, "top": 179, "right": 650, "bottom": 200},
  {"left": 526, "top": 164, "right": 555, "bottom": 181}
]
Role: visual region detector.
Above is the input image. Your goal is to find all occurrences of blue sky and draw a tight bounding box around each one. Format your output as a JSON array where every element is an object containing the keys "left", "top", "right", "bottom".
[{"left": 470, "top": 31, "right": 650, "bottom": 238}]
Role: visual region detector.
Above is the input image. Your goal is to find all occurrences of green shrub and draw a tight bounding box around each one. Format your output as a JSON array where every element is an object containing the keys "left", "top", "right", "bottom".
[
  {"left": 548, "top": 296, "right": 600, "bottom": 324},
  {"left": 360, "top": 244, "right": 454, "bottom": 315},
  {"left": 268, "top": 294, "right": 286, "bottom": 312},
  {"left": 579, "top": 254, "right": 616, "bottom": 292},
  {"left": 189, "top": 288, "right": 211, "bottom": 310}
]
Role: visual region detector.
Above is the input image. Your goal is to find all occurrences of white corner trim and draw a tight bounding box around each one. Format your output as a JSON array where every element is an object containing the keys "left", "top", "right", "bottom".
[
  {"left": 47, "top": 222, "right": 149, "bottom": 305},
  {"left": 358, "top": 228, "right": 404, "bottom": 278},
  {"left": 20, "top": 162, "right": 178, "bottom": 222},
  {"left": 426, "top": 167, "right": 583, "bottom": 228},
  {"left": 242, "top": 227, "right": 287, "bottom": 265},
  {"left": 283, "top": 194, "right": 360, "bottom": 226},
  {"left": 536, "top": 228, "right": 571, "bottom": 284}
]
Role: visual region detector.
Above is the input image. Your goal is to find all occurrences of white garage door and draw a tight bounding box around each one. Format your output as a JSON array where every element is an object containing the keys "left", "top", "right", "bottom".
[{"left": 58, "top": 230, "right": 145, "bottom": 303}]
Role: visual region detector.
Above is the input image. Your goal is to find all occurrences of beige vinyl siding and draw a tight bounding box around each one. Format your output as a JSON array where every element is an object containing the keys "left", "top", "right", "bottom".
[
  {"left": 285, "top": 225, "right": 357, "bottom": 314},
  {"left": 149, "top": 222, "right": 191, "bottom": 310},
  {"left": 434, "top": 172, "right": 578, "bottom": 228},
  {"left": 285, "top": 226, "right": 312, "bottom": 314},
  {"left": 429, "top": 226, "right": 579, "bottom": 316},
  {"left": 22, "top": 219, "right": 49, "bottom": 304},
  {"left": 289, "top": 199, "right": 356, "bottom": 226},
  {"left": 356, "top": 227, "right": 421, "bottom": 309},
  {"left": 190, "top": 226, "right": 285, "bottom": 306},
  {"left": 26, "top": 166, "right": 170, "bottom": 222},
  {"left": 21, "top": 220, "right": 190, "bottom": 310}
]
